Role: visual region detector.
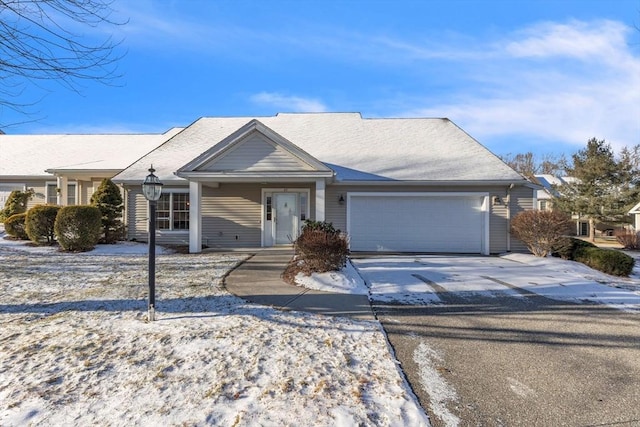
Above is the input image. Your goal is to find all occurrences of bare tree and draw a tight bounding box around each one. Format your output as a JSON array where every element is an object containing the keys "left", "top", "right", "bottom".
[
  {"left": 0, "top": 0, "right": 124, "bottom": 121},
  {"left": 499, "top": 151, "right": 567, "bottom": 178}
]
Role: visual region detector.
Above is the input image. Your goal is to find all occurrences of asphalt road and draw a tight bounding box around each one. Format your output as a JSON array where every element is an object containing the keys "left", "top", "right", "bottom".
[{"left": 374, "top": 290, "right": 640, "bottom": 426}]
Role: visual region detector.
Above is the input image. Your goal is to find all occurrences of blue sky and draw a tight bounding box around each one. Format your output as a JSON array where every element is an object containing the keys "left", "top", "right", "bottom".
[{"left": 2, "top": 0, "right": 639, "bottom": 159}]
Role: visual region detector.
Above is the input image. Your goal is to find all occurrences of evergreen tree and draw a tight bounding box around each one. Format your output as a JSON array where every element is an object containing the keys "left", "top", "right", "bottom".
[
  {"left": 90, "top": 178, "right": 124, "bottom": 243},
  {"left": 0, "top": 189, "right": 34, "bottom": 222},
  {"left": 554, "top": 138, "right": 637, "bottom": 241}
]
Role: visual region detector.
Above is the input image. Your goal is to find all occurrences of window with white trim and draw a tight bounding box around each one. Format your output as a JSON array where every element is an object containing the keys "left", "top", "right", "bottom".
[
  {"left": 46, "top": 182, "right": 76, "bottom": 205},
  {"left": 156, "top": 192, "right": 189, "bottom": 230},
  {"left": 46, "top": 183, "right": 57, "bottom": 204},
  {"left": 67, "top": 183, "right": 76, "bottom": 205}
]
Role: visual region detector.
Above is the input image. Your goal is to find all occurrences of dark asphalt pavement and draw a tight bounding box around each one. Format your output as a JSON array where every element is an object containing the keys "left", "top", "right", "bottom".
[{"left": 374, "top": 291, "right": 640, "bottom": 427}]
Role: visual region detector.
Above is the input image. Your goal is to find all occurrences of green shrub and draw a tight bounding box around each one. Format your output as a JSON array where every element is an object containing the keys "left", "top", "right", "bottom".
[
  {"left": 55, "top": 205, "right": 102, "bottom": 252},
  {"left": 90, "top": 178, "right": 124, "bottom": 243},
  {"left": 25, "top": 204, "right": 61, "bottom": 245},
  {"left": 0, "top": 189, "right": 34, "bottom": 222},
  {"left": 574, "top": 247, "right": 635, "bottom": 277},
  {"left": 511, "top": 210, "right": 572, "bottom": 257},
  {"left": 4, "top": 213, "right": 28, "bottom": 240},
  {"left": 551, "top": 237, "right": 597, "bottom": 260}
]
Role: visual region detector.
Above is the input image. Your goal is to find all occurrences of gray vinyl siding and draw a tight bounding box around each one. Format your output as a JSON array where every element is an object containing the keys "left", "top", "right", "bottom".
[
  {"left": 489, "top": 198, "right": 509, "bottom": 254},
  {"left": 202, "top": 182, "right": 315, "bottom": 248},
  {"left": 127, "top": 188, "right": 147, "bottom": 241},
  {"left": 509, "top": 185, "right": 535, "bottom": 253},
  {"left": 202, "top": 134, "right": 315, "bottom": 172},
  {"left": 126, "top": 187, "right": 190, "bottom": 245},
  {"left": 202, "top": 184, "right": 262, "bottom": 248}
]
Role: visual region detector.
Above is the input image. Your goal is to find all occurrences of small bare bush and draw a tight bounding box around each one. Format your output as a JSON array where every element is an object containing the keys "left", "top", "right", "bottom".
[
  {"left": 511, "top": 210, "right": 572, "bottom": 257},
  {"left": 615, "top": 229, "right": 640, "bottom": 250},
  {"left": 283, "top": 220, "right": 349, "bottom": 283}
]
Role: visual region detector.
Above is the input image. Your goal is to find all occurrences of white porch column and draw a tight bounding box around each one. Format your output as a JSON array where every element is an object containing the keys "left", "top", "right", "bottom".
[
  {"left": 75, "top": 181, "right": 83, "bottom": 205},
  {"left": 56, "top": 176, "right": 68, "bottom": 205},
  {"left": 189, "top": 181, "right": 202, "bottom": 253},
  {"left": 315, "top": 179, "right": 325, "bottom": 222}
]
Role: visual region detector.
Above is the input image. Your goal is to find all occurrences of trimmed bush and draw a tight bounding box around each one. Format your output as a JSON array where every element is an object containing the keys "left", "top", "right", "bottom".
[
  {"left": 4, "top": 213, "right": 28, "bottom": 240},
  {"left": 55, "top": 205, "right": 102, "bottom": 252},
  {"left": 574, "top": 246, "right": 635, "bottom": 277},
  {"left": 283, "top": 220, "right": 349, "bottom": 282},
  {"left": 551, "top": 237, "right": 597, "bottom": 260},
  {"left": 0, "top": 189, "right": 34, "bottom": 222},
  {"left": 25, "top": 204, "right": 61, "bottom": 245},
  {"left": 90, "top": 178, "right": 124, "bottom": 243},
  {"left": 511, "top": 210, "right": 572, "bottom": 257},
  {"left": 615, "top": 230, "right": 640, "bottom": 250}
]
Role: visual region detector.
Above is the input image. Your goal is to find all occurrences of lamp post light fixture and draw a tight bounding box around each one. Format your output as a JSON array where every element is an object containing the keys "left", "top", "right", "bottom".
[{"left": 142, "top": 165, "right": 163, "bottom": 321}]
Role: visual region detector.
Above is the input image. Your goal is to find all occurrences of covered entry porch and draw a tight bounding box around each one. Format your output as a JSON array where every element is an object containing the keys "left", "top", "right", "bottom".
[{"left": 186, "top": 179, "right": 329, "bottom": 253}]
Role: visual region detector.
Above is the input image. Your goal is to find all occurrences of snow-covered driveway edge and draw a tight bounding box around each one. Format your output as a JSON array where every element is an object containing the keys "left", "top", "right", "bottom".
[{"left": 352, "top": 253, "right": 640, "bottom": 311}]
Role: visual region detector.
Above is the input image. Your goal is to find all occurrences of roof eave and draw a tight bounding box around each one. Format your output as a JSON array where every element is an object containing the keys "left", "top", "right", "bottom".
[
  {"left": 175, "top": 171, "right": 334, "bottom": 182},
  {"left": 332, "top": 179, "right": 533, "bottom": 187}
]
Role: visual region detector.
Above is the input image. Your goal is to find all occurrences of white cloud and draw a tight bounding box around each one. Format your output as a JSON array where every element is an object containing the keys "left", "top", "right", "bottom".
[
  {"left": 505, "top": 20, "right": 629, "bottom": 61},
  {"left": 403, "top": 19, "right": 640, "bottom": 154},
  {"left": 250, "top": 92, "right": 328, "bottom": 113}
]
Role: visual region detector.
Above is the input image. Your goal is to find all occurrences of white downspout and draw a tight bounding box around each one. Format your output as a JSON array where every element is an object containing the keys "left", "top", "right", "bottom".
[
  {"left": 189, "top": 181, "right": 202, "bottom": 253},
  {"left": 506, "top": 184, "right": 514, "bottom": 252},
  {"left": 315, "top": 179, "right": 325, "bottom": 222}
]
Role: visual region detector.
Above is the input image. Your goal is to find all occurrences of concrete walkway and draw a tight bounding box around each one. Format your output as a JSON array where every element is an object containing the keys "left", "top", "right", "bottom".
[{"left": 224, "top": 249, "right": 376, "bottom": 321}]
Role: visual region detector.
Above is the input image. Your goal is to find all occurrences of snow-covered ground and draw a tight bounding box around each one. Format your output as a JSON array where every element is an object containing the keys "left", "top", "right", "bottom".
[
  {"left": 0, "top": 233, "right": 429, "bottom": 427},
  {"left": 3, "top": 226, "right": 639, "bottom": 427}
]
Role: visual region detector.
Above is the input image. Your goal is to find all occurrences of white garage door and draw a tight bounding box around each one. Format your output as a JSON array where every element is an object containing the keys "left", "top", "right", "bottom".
[{"left": 348, "top": 193, "right": 487, "bottom": 253}]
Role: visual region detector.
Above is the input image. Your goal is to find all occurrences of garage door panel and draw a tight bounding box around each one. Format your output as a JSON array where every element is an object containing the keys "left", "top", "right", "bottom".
[{"left": 349, "top": 195, "right": 485, "bottom": 253}]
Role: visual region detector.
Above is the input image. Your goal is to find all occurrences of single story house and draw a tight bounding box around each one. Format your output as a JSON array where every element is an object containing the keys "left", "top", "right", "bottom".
[
  {"left": 112, "top": 113, "right": 534, "bottom": 254},
  {"left": 0, "top": 129, "right": 182, "bottom": 208}
]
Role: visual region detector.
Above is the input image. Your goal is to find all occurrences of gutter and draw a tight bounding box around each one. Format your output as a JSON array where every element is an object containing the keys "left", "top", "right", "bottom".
[{"left": 331, "top": 179, "right": 530, "bottom": 187}]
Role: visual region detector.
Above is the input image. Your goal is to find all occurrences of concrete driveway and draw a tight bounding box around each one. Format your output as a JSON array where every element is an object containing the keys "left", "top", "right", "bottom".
[{"left": 352, "top": 255, "right": 640, "bottom": 427}]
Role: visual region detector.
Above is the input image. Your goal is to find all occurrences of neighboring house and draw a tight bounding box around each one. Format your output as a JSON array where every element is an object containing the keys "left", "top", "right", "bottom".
[
  {"left": 533, "top": 174, "right": 631, "bottom": 237},
  {"left": 534, "top": 174, "right": 589, "bottom": 235},
  {"left": 0, "top": 129, "right": 182, "bottom": 209},
  {"left": 628, "top": 202, "right": 640, "bottom": 231},
  {"left": 532, "top": 174, "right": 562, "bottom": 212},
  {"left": 112, "top": 113, "right": 535, "bottom": 254}
]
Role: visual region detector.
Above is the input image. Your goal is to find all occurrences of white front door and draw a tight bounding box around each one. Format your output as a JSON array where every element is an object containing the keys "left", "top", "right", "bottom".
[{"left": 274, "top": 193, "right": 298, "bottom": 244}]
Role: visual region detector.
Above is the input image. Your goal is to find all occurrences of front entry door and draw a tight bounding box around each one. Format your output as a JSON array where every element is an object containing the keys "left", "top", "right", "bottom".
[{"left": 274, "top": 193, "right": 298, "bottom": 244}]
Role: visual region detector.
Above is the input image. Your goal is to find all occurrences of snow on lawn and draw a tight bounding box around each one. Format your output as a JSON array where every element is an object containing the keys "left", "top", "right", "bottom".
[
  {"left": 0, "top": 236, "right": 430, "bottom": 427},
  {"left": 353, "top": 253, "right": 640, "bottom": 312}
]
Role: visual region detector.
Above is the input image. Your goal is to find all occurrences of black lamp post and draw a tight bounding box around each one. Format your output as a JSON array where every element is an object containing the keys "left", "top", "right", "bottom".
[{"left": 142, "top": 165, "right": 163, "bottom": 321}]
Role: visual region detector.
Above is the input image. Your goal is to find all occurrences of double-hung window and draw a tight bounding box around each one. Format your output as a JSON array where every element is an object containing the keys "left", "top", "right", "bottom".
[
  {"left": 156, "top": 191, "right": 189, "bottom": 231},
  {"left": 46, "top": 182, "right": 76, "bottom": 205}
]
